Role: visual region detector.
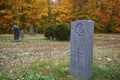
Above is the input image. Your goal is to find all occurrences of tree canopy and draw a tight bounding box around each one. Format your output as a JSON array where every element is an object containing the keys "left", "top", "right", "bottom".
[{"left": 0, "top": 0, "right": 120, "bottom": 33}]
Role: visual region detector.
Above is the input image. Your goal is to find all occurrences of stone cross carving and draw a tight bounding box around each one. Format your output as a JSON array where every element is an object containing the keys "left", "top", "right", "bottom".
[{"left": 70, "top": 20, "right": 94, "bottom": 80}]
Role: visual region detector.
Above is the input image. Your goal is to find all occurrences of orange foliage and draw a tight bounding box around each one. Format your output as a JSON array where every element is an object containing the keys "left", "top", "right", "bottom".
[
  {"left": 0, "top": 0, "right": 120, "bottom": 33},
  {"left": 100, "top": 12, "right": 110, "bottom": 26},
  {"left": 97, "top": 0, "right": 120, "bottom": 33},
  {"left": 3, "top": 15, "right": 12, "bottom": 20}
]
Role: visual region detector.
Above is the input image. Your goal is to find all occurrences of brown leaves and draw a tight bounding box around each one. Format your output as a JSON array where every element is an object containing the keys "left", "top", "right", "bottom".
[{"left": 44, "top": 66, "right": 50, "bottom": 73}]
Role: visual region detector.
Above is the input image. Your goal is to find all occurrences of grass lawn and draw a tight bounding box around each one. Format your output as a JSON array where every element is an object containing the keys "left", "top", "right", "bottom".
[{"left": 0, "top": 34, "right": 120, "bottom": 80}]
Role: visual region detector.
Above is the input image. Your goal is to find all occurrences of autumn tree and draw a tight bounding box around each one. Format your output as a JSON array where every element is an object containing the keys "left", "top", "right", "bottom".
[
  {"left": 0, "top": 0, "right": 120, "bottom": 33},
  {"left": 0, "top": 0, "right": 13, "bottom": 33},
  {"left": 97, "top": 0, "right": 120, "bottom": 33}
]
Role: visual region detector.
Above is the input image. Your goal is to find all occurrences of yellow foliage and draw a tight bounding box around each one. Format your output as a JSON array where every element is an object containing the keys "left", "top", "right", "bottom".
[{"left": 0, "top": 0, "right": 120, "bottom": 33}]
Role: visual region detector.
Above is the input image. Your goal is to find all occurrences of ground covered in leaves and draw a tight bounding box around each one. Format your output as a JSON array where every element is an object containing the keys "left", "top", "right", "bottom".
[{"left": 0, "top": 34, "right": 120, "bottom": 80}]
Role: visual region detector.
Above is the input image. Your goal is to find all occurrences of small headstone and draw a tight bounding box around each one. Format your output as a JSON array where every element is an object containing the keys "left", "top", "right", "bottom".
[
  {"left": 70, "top": 20, "right": 94, "bottom": 80},
  {"left": 13, "top": 25, "right": 19, "bottom": 41},
  {"left": 19, "top": 30, "right": 24, "bottom": 38},
  {"left": 29, "top": 25, "right": 35, "bottom": 35}
]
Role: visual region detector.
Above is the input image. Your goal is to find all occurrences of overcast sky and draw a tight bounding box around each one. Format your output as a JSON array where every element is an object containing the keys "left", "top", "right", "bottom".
[{"left": 52, "top": 0, "right": 57, "bottom": 3}]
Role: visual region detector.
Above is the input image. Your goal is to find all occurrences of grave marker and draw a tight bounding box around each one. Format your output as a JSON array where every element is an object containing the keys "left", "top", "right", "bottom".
[
  {"left": 30, "top": 25, "right": 35, "bottom": 35},
  {"left": 70, "top": 20, "right": 94, "bottom": 80},
  {"left": 19, "top": 30, "right": 24, "bottom": 38}
]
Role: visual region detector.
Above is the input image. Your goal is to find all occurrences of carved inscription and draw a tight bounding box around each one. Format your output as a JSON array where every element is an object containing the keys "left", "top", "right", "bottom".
[
  {"left": 75, "top": 23, "right": 84, "bottom": 64},
  {"left": 77, "top": 48, "right": 80, "bottom": 64},
  {"left": 75, "top": 23, "right": 84, "bottom": 36}
]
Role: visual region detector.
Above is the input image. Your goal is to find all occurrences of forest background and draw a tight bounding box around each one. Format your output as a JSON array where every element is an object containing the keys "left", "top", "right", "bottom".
[{"left": 0, "top": 0, "right": 120, "bottom": 34}]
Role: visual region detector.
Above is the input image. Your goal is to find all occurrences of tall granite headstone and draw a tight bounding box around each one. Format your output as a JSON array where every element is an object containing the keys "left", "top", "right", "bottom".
[
  {"left": 70, "top": 20, "right": 94, "bottom": 80},
  {"left": 13, "top": 25, "right": 19, "bottom": 41},
  {"left": 29, "top": 25, "right": 35, "bottom": 35}
]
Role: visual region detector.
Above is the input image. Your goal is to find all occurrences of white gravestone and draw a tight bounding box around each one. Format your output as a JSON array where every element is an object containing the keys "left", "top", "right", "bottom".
[{"left": 70, "top": 20, "right": 94, "bottom": 80}]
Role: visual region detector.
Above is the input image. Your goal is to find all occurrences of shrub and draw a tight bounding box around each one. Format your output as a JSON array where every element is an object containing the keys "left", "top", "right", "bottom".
[
  {"left": 44, "top": 24, "right": 70, "bottom": 41},
  {"left": 44, "top": 24, "right": 57, "bottom": 39},
  {"left": 55, "top": 24, "right": 70, "bottom": 41}
]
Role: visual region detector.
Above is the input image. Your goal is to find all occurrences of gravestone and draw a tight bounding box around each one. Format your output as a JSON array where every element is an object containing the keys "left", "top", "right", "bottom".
[
  {"left": 19, "top": 30, "right": 24, "bottom": 38},
  {"left": 70, "top": 20, "right": 94, "bottom": 80},
  {"left": 13, "top": 25, "right": 19, "bottom": 41},
  {"left": 29, "top": 25, "right": 35, "bottom": 35}
]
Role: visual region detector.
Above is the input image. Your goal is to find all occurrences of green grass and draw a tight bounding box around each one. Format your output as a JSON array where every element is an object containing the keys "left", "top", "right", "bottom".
[
  {"left": 0, "top": 59, "right": 119, "bottom": 80},
  {"left": 0, "top": 34, "right": 120, "bottom": 80},
  {"left": 0, "top": 60, "right": 75, "bottom": 80}
]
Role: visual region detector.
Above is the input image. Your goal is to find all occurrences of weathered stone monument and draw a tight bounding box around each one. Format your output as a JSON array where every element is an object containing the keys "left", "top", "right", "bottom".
[
  {"left": 13, "top": 25, "right": 19, "bottom": 41},
  {"left": 29, "top": 25, "right": 35, "bottom": 35},
  {"left": 19, "top": 30, "right": 24, "bottom": 38},
  {"left": 70, "top": 20, "right": 94, "bottom": 80}
]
